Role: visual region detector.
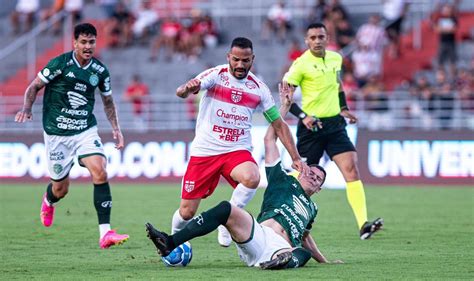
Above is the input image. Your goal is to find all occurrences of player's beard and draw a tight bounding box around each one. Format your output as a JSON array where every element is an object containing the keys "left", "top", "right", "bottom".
[{"left": 230, "top": 66, "right": 249, "bottom": 80}]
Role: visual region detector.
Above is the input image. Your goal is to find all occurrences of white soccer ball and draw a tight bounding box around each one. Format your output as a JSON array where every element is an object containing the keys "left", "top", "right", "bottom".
[{"left": 161, "top": 241, "right": 193, "bottom": 267}]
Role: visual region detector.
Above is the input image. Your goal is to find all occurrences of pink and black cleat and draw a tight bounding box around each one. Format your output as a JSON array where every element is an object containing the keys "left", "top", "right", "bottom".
[
  {"left": 40, "top": 193, "right": 55, "bottom": 227},
  {"left": 99, "top": 230, "right": 129, "bottom": 249}
]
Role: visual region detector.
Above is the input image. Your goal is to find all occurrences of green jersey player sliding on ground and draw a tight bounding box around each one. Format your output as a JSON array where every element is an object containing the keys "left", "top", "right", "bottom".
[
  {"left": 145, "top": 83, "right": 342, "bottom": 269},
  {"left": 15, "top": 23, "right": 128, "bottom": 249}
]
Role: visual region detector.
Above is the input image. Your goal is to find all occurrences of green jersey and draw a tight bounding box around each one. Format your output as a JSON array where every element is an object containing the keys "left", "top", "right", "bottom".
[
  {"left": 257, "top": 161, "right": 318, "bottom": 247},
  {"left": 38, "top": 51, "right": 112, "bottom": 136}
]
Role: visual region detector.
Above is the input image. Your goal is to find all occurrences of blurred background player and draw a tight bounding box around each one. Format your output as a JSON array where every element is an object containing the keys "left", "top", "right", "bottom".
[
  {"left": 171, "top": 37, "right": 309, "bottom": 248},
  {"left": 123, "top": 74, "right": 149, "bottom": 131},
  {"left": 14, "top": 23, "right": 128, "bottom": 249},
  {"left": 146, "top": 83, "right": 342, "bottom": 269},
  {"left": 283, "top": 23, "right": 383, "bottom": 240}
]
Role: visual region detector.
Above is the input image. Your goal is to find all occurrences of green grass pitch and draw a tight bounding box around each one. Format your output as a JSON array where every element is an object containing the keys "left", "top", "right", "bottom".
[{"left": 1, "top": 183, "right": 472, "bottom": 280}]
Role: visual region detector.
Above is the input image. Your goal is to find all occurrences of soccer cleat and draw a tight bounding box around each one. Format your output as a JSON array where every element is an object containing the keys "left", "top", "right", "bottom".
[
  {"left": 99, "top": 230, "right": 129, "bottom": 249},
  {"left": 217, "top": 225, "right": 232, "bottom": 247},
  {"left": 260, "top": 251, "right": 293, "bottom": 270},
  {"left": 40, "top": 193, "right": 55, "bottom": 227},
  {"left": 145, "top": 222, "right": 172, "bottom": 256},
  {"left": 360, "top": 217, "right": 384, "bottom": 240}
]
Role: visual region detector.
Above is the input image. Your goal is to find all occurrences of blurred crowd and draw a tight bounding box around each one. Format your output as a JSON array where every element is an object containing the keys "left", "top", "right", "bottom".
[
  {"left": 277, "top": 0, "right": 473, "bottom": 130},
  {"left": 102, "top": 0, "right": 219, "bottom": 63},
  {"left": 7, "top": 0, "right": 473, "bottom": 130}
]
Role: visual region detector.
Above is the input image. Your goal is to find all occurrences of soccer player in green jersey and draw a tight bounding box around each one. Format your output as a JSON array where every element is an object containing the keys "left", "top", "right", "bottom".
[
  {"left": 283, "top": 22, "right": 383, "bottom": 239},
  {"left": 145, "top": 83, "right": 342, "bottom": 269},
  {"left": 14, "top": 23, "right": 129, "bottom": 249}
]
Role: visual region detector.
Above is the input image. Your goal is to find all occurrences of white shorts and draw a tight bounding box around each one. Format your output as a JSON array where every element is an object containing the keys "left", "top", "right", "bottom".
[
  {"left": 44, "top": 126, "right": 105, "bottom": 181},
  {"left": 236, "top": 218, "right": 291, "bottom": 267}
]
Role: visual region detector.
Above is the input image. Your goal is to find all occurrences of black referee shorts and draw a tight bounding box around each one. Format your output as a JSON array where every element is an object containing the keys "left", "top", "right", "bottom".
[{"left": 296, "top": 115, "right": 356, "bottom": 165}]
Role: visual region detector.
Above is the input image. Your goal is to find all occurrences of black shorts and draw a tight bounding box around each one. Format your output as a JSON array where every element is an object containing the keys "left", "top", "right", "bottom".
[{"left": 296, "top": 115, "right": 356, "bottom": 165}]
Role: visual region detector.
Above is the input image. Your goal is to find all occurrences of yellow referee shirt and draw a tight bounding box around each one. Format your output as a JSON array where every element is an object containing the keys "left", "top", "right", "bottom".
[{"left": 284, "top": 50, "right": 342, "bottom": 118}]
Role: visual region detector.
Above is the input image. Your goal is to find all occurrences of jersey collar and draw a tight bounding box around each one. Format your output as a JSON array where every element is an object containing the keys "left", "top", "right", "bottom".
[{"left": 72, "top": 51, "right": 93, "bottom": 70}]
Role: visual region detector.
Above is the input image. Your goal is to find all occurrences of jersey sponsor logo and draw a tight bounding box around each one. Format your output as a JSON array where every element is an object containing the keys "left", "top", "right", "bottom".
[
  {"left": 66, "top": 71, "right": 76, "bottom": 78},
  {"left": 67, "top": 59, "right": 74, "bottom": 66},
  {"left": 184, "top": 180, "right": 195, "bottom": 192},
  {"left": 292, "top": 195, "right": 309, "bottom": 220},
  {"left": 47, "top": 69, "right": 62, "bottom": 80},
  {"left": 49, "top": 151, "right": 65, "bottom": 161},
  {"left": 61, "top": 108, "right": 88, "bottom": 116},
  {"left": 91, "top": 63, "right": 105, "bottom": 73},
  {"left": 89, "top": 74, "right": 99, "bottom": 86},
  {"left": 55, "top": 116, "right": 88, "bottom": 130},
  {"left": 74, "top": 83, "right": 87, "bottom": 92},
  {"left": 216, "top": 108, "right": 249, "bottom": 122},
  {"left": 94, "top": 140, "right": 102, "bottom": 147},
  {"left": 212, "top": 125, "right": 245, "bottom": 142},
  {"left": 104, "top": 77, "right": 111, "bottom": 91},
  {"left": 67, "top": 91, "right": 88, "bottom": 109}
]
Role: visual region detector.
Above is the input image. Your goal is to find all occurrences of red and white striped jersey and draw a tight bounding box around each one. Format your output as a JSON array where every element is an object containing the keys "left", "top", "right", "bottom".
[{"left": 190, "top": 64, "right": 275, "bottom": 156}]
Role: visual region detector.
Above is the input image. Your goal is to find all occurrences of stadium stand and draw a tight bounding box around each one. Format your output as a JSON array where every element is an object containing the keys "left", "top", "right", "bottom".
[{"left": 0, "top": 0, "right": 472, "bottom": 132}]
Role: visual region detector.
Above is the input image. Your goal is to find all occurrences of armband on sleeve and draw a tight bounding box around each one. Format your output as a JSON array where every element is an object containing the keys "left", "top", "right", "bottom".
[
  {"left": 289, "top": 103, "right": 306, "bottom": 119},
  {"left": 263, "top": 106, "right": 281, "bottom": 123},
  {"left": 339, "top": 91, "right": 349, "bottom": 111}
]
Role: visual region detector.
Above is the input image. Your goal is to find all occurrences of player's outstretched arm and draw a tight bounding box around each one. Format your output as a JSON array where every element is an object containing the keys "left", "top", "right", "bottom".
[
  {"left": 101, "top": 94, "right": 124, "bottom": 149},
  {"left": 176, "top": 78, "right": 201, "bottom": 99},
  {"left": 302, "top": 231, "right": 343, "bottom": 264},
  {"left": 264, "top": 83, "right": 293, "bottom": 164},
  {"left": 270, "top": 83, "right": 309, "bottom": 174},
  {"left": 14, "top": 77, "right": 45, "bottom": 123}
]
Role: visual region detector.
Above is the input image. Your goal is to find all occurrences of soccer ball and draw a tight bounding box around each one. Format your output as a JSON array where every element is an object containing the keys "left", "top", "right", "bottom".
[{"left": 161, "top": 241, "right": 193, "bottom": 267}]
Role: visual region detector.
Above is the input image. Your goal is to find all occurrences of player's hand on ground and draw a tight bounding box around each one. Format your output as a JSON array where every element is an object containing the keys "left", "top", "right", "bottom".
[
  {"left": 185, "top": 78, "right": 201, "bottom": 95},
  {"left": 113, "top": 129, "right": 124, "bottom": 149},
  {"left": 331, "top": 259, "right": 344, "bottom": 264},
  {"left": 340, "top": 109, "right": 357, "bottom": 124},
  {"left": 14, "top": 108, "right": 33, "bottom": 122}
]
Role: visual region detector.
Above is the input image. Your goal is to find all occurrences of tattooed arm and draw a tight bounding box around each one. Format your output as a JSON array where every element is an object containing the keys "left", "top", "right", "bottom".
[
  {"left": 15, "top": 77, "right": 46, "bottom": 122},
  {"left": 101, "top": 94, "right": 124, "bottom": 149}
]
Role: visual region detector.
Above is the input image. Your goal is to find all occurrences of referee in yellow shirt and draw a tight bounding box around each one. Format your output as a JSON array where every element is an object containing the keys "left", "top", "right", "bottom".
[{"left": 283, "top": 23, "right": 383, "bottom": 239}]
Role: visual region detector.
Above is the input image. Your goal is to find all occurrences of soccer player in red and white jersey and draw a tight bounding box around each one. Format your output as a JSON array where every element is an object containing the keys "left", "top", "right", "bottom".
[{"left": 172, "top": 37, "right": 309, "bottom": 247}]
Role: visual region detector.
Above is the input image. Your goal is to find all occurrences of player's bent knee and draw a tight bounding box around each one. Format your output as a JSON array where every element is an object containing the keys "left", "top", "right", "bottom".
[
  {"left": 240, "top": 174, "right": 260, "bottom": 189},
  {"left": 92, "top": 169, "right": 108, "bottom": 183},
  {"left": 180, "top": 207, "right": 197, "bottom": 220}
]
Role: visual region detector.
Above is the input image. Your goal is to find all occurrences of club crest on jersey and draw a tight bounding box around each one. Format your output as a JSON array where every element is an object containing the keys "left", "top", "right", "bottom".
[
  {"left": 89, "top": 74, "right": 99, "bottom": 86},
  {"left": 231, "top": 90, "right": 243, "bottom": 103},
  {"left": 184, "top": 181, "right": 195, "bottom": 192}
]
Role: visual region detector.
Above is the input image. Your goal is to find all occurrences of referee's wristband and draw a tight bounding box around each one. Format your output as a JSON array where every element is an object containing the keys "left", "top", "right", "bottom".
[
  {"left": 290, "top": 103, "right": 307, "bottom": 120},
  {"left": 339, "top": 91, "right": 349, "bottom": 111}
]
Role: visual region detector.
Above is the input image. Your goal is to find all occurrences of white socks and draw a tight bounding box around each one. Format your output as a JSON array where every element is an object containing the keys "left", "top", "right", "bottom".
[
  {"left": 99, "top": 224, "right": 111, "bottom": 239},
  {"left": 171, "top": 209, "right": 191, "bottom": 234},
  {"left": 229, "top": 183, "right": 257, "bottom": 209}
]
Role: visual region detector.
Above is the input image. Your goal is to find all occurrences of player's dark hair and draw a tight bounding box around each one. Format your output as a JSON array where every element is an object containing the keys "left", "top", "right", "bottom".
[
  {"left": 310, "top": 164, "right": 327, "bottom": 185},
  {"left": 306, "top": 22, "right": 327, "bottom": 32},
  {"left": 230, "top": 37, "right": 253, "bottom": 51},
  {"left": 74, "top": 23, "right": 97, "bottom": 39}
]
